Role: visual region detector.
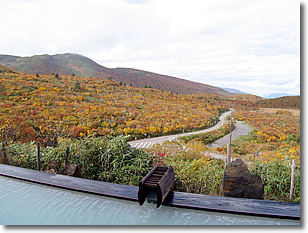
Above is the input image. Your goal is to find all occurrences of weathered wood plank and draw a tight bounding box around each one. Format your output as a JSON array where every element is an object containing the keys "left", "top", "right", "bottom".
[
  {"left": 139, "top": 165, "right": 175, "bottom": 208},
  {"left": 139, "top": 164, "right": 158, "bottom": 186},
  {"left": 0, "top": 163, "right": 138, "bottom": 201},
  {"left": 157, "top": 166, "right": 175, "bottom": 208},
  {"left": 163, "top": 191, "right": 300, "bottom": 220},
  {"left": 0, "top": 164, "right": 300, "bottom": 220},
  {"left": 138, "top": 164, "right": 159, "bottom": 205}
]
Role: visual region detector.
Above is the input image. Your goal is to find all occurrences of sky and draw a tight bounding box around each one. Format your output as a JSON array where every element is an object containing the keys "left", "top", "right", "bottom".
[{"left": 0, "top": 0, "right": 300, "bottom": 97}]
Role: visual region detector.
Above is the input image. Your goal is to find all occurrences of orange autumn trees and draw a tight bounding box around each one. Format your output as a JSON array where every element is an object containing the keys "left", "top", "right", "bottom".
[
  {"left": 257, "top": 96, "right": 300, "bottom": 109},
  {"left": 231, "top": 110, "right": 300, "bottom": 164},
  {"left": 0, "top": 71, "right": 226, "bottom": 144}
]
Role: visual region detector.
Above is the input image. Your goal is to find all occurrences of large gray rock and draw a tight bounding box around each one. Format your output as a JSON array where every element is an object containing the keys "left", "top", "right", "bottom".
[
  {"left": 220, "top": 159, "right": 264, "bottom": 200},
  {"left": 58, "top": 164, "right": 81, "bottom": 177}
]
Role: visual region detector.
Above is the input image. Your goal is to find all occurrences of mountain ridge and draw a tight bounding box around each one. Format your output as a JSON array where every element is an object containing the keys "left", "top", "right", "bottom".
[
  {"left": 111, "top": 67, "right": 230, "bottom": 95},
  {"left": 221, "top": 87, "right": 247, "bottom": 94},
  {"left": 0, "top": 53, "right": 232, "bottom": 96},
  {"left": 265, "top": 93, "right": 295, "bottom": 99}
]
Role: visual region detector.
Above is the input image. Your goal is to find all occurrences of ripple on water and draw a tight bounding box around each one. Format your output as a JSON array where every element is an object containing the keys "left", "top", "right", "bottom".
[{"left": 0, "top": 176, "right": 300, "bottom": 225}]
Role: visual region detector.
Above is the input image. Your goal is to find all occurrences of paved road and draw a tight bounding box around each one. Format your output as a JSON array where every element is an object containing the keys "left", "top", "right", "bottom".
[
  {"left": 128, "top": 136, "right": 177, "bottom": 149},
  {"left": 208, "top": 121, "right": 251, "bottom": 148},
  {"left": 128, "top": 111, "right": 232, "bottom": 149},
  {"left": 205, "top": 121, "right": 251, "bottom": 161},
  {"left": 128, "top": 110, "right": 252, "bottom": 161},
  {"left": 128, "top": 111, "right": 250, "bottom": 160}
]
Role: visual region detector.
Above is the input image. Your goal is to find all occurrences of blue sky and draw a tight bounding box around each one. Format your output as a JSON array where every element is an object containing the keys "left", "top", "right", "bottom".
[{"left": 0, "top": 0, "right": 300, "bottom": 97}]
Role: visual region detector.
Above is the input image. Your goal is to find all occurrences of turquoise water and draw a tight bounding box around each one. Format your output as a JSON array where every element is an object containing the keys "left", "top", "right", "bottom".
[{"left": 0, "top": 176, "right": 300, "bottom": 225}]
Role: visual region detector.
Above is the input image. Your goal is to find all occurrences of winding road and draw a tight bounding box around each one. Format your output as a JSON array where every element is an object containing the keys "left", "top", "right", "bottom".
[
  {"left": 207, "top": 121, "right": 251, "bottom": 148},
  {"left": 128, "top": 111, "right": 232, "bottom": 149},
  {"left": 128, "top": 110, "right": 250, "bottom": 157}
]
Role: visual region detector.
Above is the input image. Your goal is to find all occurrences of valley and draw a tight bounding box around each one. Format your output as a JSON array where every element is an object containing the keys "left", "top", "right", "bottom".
[{"left": 0, "top": 55, "right": 300, "bottom": 202}]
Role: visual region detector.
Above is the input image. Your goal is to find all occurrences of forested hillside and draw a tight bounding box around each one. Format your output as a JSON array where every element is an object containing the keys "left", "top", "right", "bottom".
[
  {"left": 0, "top": 53, "right": 232, "bottom": 95},
  {"left": 1, "top": 66, "right": 300, "bottom": 202},
  {"left": 112, "top": 68, "right": 230, "bottom": 95},
  {"left": 0, "top": 53, "right": 128, "bottom": 80},
  {"left": 0, "top": 64, "right": 18, "bottom": 74},
  {"left": 0, "top": 69, "right": 230, "bottom": 145},
  {"left": 256, "top": 96, "right": 300, "bottom": 109}
]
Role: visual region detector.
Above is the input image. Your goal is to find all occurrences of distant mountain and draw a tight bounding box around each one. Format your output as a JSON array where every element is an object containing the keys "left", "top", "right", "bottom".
[
  {"left": 257, "top": 95, "right": 300, "bottom": 109},
  {"left": 221, "top": 87, "right": 247, "bottom": 94},
  {"left": 0, "top": 53, "right": 127, "bottom": 79},
  {"left": 0, "top": 64, "right": 18, "bottom": 73},
  {"left": 221, "top": 88, "right": 295, "bottom": 99},
  {"left": 0, "top": 53, "right": 232, "bottom": 96},
  {"left": 112, "top": 67, "right": 232, "bottom": 95},
  {"left": 265, "top": 93, "right": 294, "bottom": 99}
]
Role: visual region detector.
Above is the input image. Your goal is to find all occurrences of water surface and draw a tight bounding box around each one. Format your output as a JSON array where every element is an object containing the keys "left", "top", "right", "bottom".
[{"left": 0, "top": 176, "right": 300, "bottom": 225}]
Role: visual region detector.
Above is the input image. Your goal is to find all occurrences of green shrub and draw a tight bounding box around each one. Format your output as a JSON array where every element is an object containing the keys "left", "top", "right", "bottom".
[
  {"left": 152, "top": 141, "right": 225, "bottom": 195},
  {"left": 179, "top": 123, "right": 234, "bottom": 145},
  {"left": 7, "top": 136, "right": 300, "bottom": 202},
  {"left": 8, "top": 141, "right": 37, "bottom": 169},
  {"left": 8, "top": 135, "right": 156, "bottom": 186},
  {"left": 249, "top": 155, "right": 300, "bottom": 203},
  {"left": 164, "top": 154, "right": 224, "bottom": 195}
]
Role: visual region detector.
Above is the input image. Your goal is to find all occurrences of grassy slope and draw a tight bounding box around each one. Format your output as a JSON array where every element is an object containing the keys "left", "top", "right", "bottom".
[{"left": 0, "top": 53, "right": 232, "bottom": 95}]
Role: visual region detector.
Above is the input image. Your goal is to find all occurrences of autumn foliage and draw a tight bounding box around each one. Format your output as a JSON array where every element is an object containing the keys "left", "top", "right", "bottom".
[
  {"left": 1, "top": 66, "right": 301, "bottom": 202},
  {"left": 0, "top": 71, "right": 228, "bottom": 144},
  {"left": 257, "top": 96, "right": 300, "bottom": 109},
  {"left": 233, "top": 110, "right": 300, "bottom": 161}
]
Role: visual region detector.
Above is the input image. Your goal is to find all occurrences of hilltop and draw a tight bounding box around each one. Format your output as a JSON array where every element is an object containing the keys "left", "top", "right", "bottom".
[
  {"left": 0, "top": 64, "right": 18, "bottom": 74},
  {"left": 256, "top": 95, "right": 300, "bottom": 109},
  {"left": 0, "top": 53, "right": 126, "bottom": 80},
  {"left": 112, "top": 67, "right": 230, "bottom": 95},
  {"left": 0, "top": 53, "right": 232, "bottom": 96}
]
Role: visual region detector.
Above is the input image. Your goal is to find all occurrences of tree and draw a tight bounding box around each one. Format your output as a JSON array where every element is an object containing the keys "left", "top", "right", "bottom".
[{"left": 75, "top": 80, "right": 81, "bottom": 90}]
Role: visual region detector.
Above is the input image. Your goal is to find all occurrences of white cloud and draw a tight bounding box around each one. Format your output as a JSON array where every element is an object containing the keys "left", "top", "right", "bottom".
[{"left": 0, "top": 0, "right": 300, "bottom": 97}]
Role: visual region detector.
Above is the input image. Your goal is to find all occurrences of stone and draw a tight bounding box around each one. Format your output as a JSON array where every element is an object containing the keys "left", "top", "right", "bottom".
[
  {"left": 58, "top": 164, "right": 81, "bottom": 177},
  {"left": 220, "top": 159, "right": 264, "bottom": 200},
  {"left": 0, "top": 147, "right": 14, "bottom": 166}
]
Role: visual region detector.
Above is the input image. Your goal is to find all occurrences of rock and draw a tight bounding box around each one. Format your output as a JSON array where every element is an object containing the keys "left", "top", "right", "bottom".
[
  {"left": 220, "top": 159, "right": 264, "bottom": 200},
  {"left": 58, "top": 164, "right": 81, "bottom": 177},
  {"left": 0, "top": 147, "right": 14, "bottom": 166}
]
